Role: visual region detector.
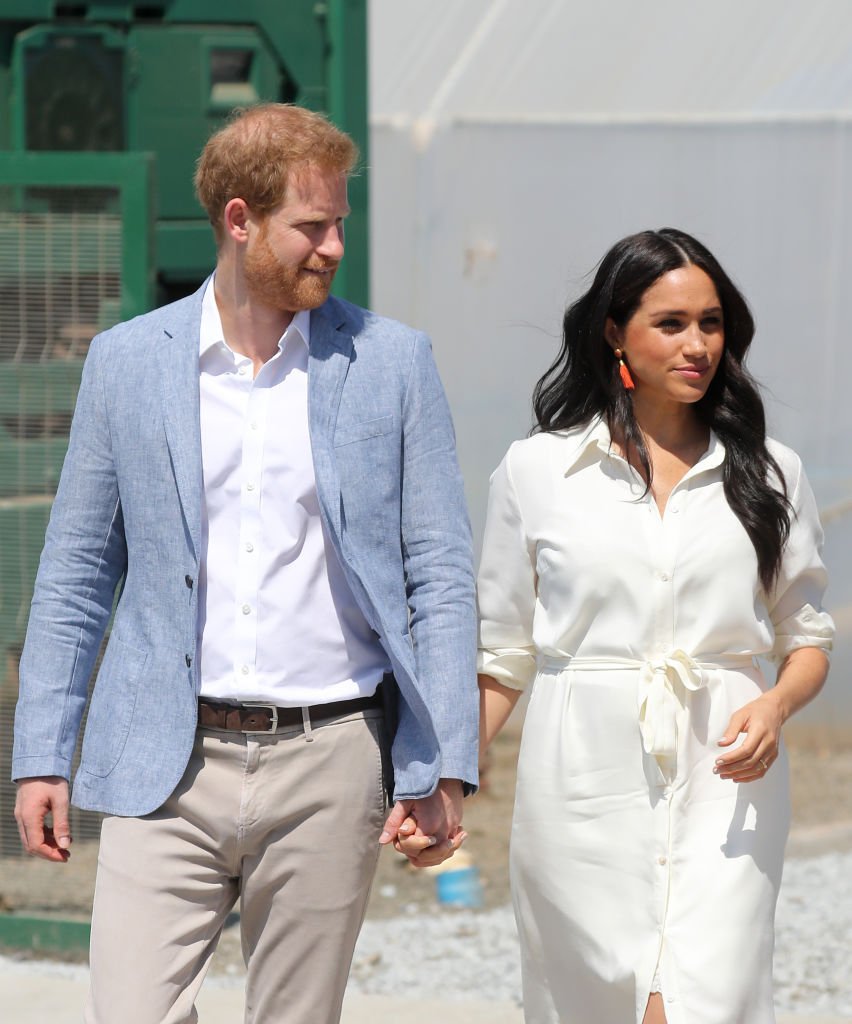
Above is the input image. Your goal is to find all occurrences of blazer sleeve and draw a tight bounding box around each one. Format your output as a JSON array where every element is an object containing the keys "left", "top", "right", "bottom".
[
  {"left": 477, "top": 445, "right": 538, "bottom": 691},
  {"left": 12, "top": 334, "right": 128, "bottom": 781},
  {"left": 767, "top": 453, "right": 834, "bottom": 663},
  {"left": 397, "top": 332, "right": 478, "bottom": 792}
]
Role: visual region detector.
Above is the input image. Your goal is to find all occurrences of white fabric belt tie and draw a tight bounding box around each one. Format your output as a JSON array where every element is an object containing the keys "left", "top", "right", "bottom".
[{"left": 538, "top": 651, "right": 756, "bottom": 760}]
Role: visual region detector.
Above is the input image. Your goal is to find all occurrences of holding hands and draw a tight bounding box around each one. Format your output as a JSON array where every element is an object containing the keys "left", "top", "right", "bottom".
[{"left": 379, "top": 777, "right": 468, "bottom": 868}]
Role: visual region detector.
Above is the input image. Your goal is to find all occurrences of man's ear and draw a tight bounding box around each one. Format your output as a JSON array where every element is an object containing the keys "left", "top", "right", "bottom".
[{"left": 223, "top": 198, "right": 252, "bottom": 245}]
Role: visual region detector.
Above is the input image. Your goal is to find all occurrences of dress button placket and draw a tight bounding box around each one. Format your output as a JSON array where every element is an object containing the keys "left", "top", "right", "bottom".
[{"left": 648, "top": 485, "right": 686, "bottom": 990}]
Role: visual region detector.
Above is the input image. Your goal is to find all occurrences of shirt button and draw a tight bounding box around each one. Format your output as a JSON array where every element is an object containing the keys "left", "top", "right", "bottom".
[
  {"left": 241, "top": 665, "right": 250, "bottom": 675},
  {"left": 250, "top": 421, "right": 259, "bottom": 430},
  {"left": 238, "top": 365, "right": 247, "bottom": 376},
  {"left": 659, "top": 572, "right": 670, "bottom": 582},
  {"left": 246, "top": 483, "right": 255, "bottom": 492},
  {"left": 245, "top": 542, "right": 254, "bottom": 553},
  {"left": 242, "top": 604, "right": 251, "bottom": 615},
  {"left": 658, "top": 855, "right": 668, "bottom": 866}
]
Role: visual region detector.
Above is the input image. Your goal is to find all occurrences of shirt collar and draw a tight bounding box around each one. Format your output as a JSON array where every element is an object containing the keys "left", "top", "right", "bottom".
[
  {"left": 560, "top": 417, "right": 617, "bottom": 475},
  {"left": 199, "top": 276, "right": 311, "bottom": 360},
  {"left": 561, "top": 416, "right": 726, "bottom": 477}
]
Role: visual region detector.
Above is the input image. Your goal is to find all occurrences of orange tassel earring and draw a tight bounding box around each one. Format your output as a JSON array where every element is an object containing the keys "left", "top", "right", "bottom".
[{"left": 614, "top": 348, "right": 635, "bottom": 391}]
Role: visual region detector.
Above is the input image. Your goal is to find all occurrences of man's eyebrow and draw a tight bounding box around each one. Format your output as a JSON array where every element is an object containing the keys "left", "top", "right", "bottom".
[{"left": 293, "top": 207, "right": 351, "bottom": 220}]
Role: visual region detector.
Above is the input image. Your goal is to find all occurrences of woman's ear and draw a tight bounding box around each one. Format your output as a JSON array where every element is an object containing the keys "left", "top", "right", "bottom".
[{"left": 604, "top": 317, "right": 622, "bottom": 353}]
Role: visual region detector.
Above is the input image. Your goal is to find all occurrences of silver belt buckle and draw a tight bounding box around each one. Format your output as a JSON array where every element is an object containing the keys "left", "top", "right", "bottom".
[{"left": 241, "top": 702, "right": 279, "bottom": 733}]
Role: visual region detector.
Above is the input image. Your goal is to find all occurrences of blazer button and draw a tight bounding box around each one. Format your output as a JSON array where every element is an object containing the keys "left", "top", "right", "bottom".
[
  {"left": 185, "top": 654, "right": 193, "bottom": 667},
  {"left": 185, "top": 575, "right": 194, "bottom": 589}
]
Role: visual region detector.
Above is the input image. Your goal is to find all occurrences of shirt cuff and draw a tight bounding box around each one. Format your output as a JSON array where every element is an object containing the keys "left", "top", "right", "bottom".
[
  {"left": 771, "top": 604, "right": 835, "bottom": 663},
  {"left": 477, "top": 647, "right": 536, "bottom": 692}
]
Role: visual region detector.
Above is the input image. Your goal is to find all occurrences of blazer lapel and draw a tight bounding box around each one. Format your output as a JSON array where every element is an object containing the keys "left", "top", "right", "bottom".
[
  {"left": 308, "top": 300, "right": 353, "bottom": 543},
  {"left": 159, "top": 293, "right": 204, "bottom": 562}
]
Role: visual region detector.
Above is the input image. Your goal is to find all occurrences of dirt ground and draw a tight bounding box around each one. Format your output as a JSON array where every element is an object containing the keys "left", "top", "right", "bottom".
[{"left": 1, "top": 721, "right": 851, "bottom": 927}]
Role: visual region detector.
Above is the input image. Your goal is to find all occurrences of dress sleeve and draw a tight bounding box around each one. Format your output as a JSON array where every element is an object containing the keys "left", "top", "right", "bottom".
[
  {"left": 767, "top": 454, "right": 835, "bottom": 663},
  {"left": 477, "top": 446, "right": 538, "bottom": 691}
]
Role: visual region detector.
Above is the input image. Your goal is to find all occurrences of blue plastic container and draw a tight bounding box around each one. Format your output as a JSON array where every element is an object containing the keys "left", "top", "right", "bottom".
[{"left": 435, "top": 865, "right": 484, "bottom": 908}]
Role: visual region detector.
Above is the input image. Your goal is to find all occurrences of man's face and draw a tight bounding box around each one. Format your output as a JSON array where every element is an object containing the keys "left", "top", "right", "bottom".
[{"left": 243, "top": 165, "right": 350, "bottom": 313}]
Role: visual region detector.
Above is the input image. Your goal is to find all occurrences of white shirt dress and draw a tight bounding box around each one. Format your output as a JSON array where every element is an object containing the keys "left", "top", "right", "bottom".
[{"left": 477, "top": 420, "right": 834, "bottom": 1024}]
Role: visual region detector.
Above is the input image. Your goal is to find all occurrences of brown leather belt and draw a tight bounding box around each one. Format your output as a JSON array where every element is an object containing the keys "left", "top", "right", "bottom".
[{"left": 198, "top": 689, "right": 383, "bottom": 734}]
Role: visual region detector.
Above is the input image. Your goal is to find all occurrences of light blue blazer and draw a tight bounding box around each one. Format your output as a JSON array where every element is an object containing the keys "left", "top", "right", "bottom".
[{"left": 12, "top": 283, "right": 478, "bottom": 815}]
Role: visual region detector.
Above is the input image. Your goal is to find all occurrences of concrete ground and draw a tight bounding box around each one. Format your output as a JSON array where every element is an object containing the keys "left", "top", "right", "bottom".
[
  {"left": 1, "top": 968, "right": 521, "bottom": 1022},
  {"left": 0, "top": 966, "right": 847, "bottom": 1024}
]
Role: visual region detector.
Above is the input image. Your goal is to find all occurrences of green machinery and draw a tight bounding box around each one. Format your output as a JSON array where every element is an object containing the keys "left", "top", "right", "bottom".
[
  {"left": 0, "top": 0, "right": 369, "bottom": 303},
  {"left": 0, "top": 1, "right": 368, "bottom": 882}
]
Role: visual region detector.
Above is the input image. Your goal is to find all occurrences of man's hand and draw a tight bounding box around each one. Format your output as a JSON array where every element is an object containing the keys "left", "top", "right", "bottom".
[
  {"left": 379, "top": 778, "right": 466, "bottom": 868},
  {"left": 15, "top": 777, "right": 72, "bottom": 862},
  {"left": 392, "top": 814, "right": 469, "bottom": 868}
]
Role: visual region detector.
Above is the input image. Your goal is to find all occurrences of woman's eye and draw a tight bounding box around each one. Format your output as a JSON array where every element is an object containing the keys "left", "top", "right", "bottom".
[
  {"left": 658, "top": 319, "right": 681, "bottom": 330},
  {"left": 702, "top": 316, "right": 723, "bottom": 329}
]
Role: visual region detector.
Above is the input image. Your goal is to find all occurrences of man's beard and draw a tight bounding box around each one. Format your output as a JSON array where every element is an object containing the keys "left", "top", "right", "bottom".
[{"left": 244, "top": 232, "right": 337, "bottom": 312}]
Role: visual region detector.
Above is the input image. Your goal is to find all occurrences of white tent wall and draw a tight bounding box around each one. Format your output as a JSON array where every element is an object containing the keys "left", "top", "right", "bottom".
[
  {"left": 371, "top": 0, "right": 852, "bottom": 120},
  {"left": 368, "top": 5, "right": 852, "bottom": 718}
]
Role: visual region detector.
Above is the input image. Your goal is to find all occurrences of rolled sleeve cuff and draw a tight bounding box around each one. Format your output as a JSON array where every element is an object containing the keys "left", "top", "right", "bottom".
[
  {"left": 770, "top": 604, "right": 835, "bottom": 664},
  {"left": 477, "top": 647, "right": 536, "bottom": 691},
  {"left": 438, "top": 758, "right": 479, "bottom": 797}
]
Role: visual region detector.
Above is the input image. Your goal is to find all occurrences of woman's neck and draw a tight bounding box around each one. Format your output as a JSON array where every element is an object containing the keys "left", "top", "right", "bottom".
[{"left": 629, "top": 394, "right": 708, "bottom": 455}]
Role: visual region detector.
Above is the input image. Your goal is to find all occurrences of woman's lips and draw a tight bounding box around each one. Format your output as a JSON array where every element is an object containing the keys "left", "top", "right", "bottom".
[{"left": 674, "top": 364, "right": 709, "bottom": 379}]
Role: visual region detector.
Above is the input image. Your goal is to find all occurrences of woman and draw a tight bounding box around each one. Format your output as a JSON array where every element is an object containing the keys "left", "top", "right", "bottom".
[{"left": 477, "top": 229, "right": 833, "bottom": 1024}]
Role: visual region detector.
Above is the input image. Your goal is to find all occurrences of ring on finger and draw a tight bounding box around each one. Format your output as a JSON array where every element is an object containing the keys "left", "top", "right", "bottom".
[{"left": 758, "top": 757, "right": 769, "bottom": 770}]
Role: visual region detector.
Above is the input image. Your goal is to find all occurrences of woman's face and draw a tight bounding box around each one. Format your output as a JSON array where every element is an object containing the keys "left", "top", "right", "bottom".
[{"left": 607, "top": 264, "right": 724, "bottom": 409}]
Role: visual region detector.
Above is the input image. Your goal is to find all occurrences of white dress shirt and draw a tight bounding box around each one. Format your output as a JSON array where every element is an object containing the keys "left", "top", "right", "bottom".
[
  {"left": 197, "top": 280, "right": 389, "bottom": 705},
  {"left": 478, "top": 418, "right": 833, "bottom": 692}
]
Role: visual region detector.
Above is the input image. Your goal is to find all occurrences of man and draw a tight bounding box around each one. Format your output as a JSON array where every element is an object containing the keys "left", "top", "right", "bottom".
[{"left": 12, "top": 104, "right": 477, "bottom": 1024}]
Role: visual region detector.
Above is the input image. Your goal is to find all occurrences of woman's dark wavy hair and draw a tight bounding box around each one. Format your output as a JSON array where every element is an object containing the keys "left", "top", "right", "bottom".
[{"left": 533, "top": 227, "right": 790, "bottom": 591}]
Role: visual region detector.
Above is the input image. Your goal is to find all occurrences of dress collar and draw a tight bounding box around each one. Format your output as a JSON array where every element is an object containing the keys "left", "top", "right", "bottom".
[{"left": 559, "top": 416, "right": 726, "bottom": 479}]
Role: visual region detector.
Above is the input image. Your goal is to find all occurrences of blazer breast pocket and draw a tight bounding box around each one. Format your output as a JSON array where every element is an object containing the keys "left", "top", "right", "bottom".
[{"left": 333, "top": 413, "right": 395, "bottom": 448}]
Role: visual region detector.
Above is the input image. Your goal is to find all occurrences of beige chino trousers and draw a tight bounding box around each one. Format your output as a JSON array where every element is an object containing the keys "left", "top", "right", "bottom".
[{"left": 85, "top": 708, "right": 388, "bottom": 1024}]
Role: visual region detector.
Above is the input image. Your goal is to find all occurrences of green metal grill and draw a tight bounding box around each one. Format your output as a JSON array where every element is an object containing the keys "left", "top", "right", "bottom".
[
  {"left": 0, "top": 0, "right": 368, "bottom": 949},
  {"left": 0, "top": 157, "right": 154, "bottom": 938}
]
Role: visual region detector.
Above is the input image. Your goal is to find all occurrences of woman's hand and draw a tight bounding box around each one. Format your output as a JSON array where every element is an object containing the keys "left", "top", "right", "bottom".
[
  {"left": 714, "top": 691, "right": 784, "bottom": 782},
  {"left": 714, "top": 647, "right": 829, "bottom": 783},
  {"left": 392, "top": 815, "right": 468, "bottom": 869}
]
